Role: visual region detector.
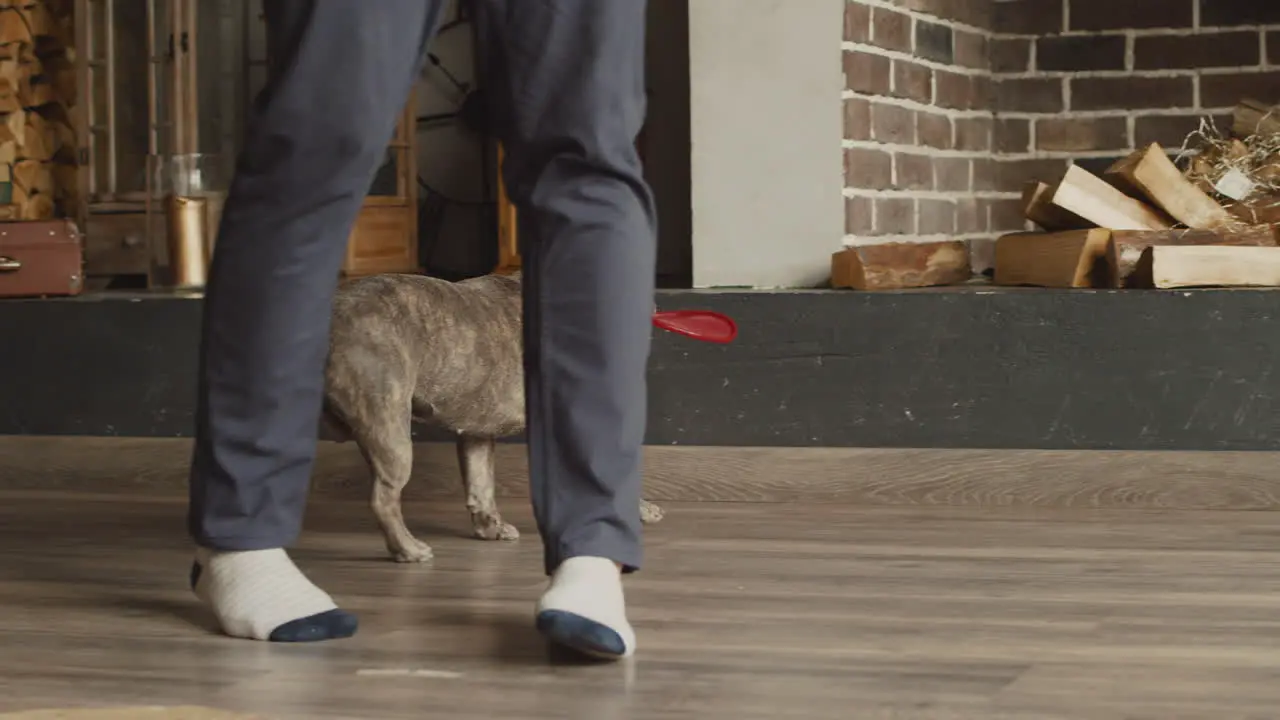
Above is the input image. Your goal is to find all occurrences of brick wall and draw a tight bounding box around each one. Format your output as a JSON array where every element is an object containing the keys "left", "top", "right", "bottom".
[
  {"left": 843, "top": 0, "right": 1280, "bottom": 272},
  {"left": 843, "top": 0, "right": 998, "bottom": 260}
]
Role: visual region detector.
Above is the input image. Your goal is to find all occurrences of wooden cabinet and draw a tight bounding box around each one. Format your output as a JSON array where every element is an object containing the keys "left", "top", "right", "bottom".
[
  {"left": 345, "top": 95, "right": 418, "bottom": 277},
  {"left": 74, "top": 0, "right": 418, "bottom": 285}
]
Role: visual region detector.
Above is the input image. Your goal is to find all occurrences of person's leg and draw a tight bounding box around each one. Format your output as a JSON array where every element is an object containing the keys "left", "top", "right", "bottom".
[
  {"left": 474, "top": 0, "right": 656, "bottom": 659},
  {"left": 187, "top": 0, "right": 444, "bottom": 642}
]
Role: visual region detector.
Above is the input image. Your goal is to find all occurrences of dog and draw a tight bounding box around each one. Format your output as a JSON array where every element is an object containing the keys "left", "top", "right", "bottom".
[{"left": 322, "top": 271, "right": 664, "bottom": 563}]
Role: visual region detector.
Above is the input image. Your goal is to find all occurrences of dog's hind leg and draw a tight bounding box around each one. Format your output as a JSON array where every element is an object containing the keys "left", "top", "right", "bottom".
[
  {"left": 457, "top": 434, "right": 519, "bottom": 541},
  {"left": 354, "top": 408, "right": 433, "bottom": 563},
  {"left": 639, "top": 498, "right": 665, "bottom": 524}
]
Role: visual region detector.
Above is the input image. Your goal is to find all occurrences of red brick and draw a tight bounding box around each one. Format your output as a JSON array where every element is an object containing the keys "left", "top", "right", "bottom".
[
  {"left": 954, "top": 116, "right": 993, "bottom": 152},
  {"left": 1200, "top": 71, "right": 1280, "bottom": 108},
  {"left": 994, "top": 0, "right": 1063, "bottom": 34},
  {"left": 919, "top": 199, "right": 956, "bottom": 235},
  {"left": 945, "top": 0, "right": 992, "bottom": 28},
  {"left": 845, "top": 147, "right": 894, "bottom": 188},
  {"left": 936, "top": 71, "right": 982, "bottom": 110},
  {"left": 872, "top": 102, "right": 916, "bottom": 145},
  {"left": 845, "top": 1, "right": 871, "bottom": 43},
  {"left": 935, "top": 157, "right": 972, "bottom": 191},
  {"left": 874, "top": 197, "right": 916, "bottom": 235},
  {"left": 1201, "top": 1, "right": 1280, "bottom": 27},
  {"left": 996, "top": 78, "right": 1063, "bottom": 113},
  {"left": 988, "top": 198, "right": 1030, "bottom": 233},
  {"left": 1036, "top": 117, "right": 1130, "bottom": 152},
  {"left": 955, "top": 197, "right": 986, "bottom": 234},
  {"left": 915, "top": 20, "right": 954, "bottom": 63},
  {"left": 972, "top": 158, "right": 998, "bottom": 191},
  {"left": 995, "top": 118, "right": 1031, "bottom": 153},
  {"left": 1134, "top": 31, "right": 1260, "bottom": 70},
  {"left": 1070, "top": 0, "right": 1193, "bottom": 31},
  {"left": 1133, "top": 113, "right": 1228, "bottom": 149},
  {"left": 917, "top": 112, "right": 953, "bottom": 149},
  {"left": 990, "top": 38, "right": 1030, "bottom": 73},
  {"left": 953, "top": 29, "right": 987, "bottom": 69},
  {"left": 1071, "top": 76, "right": 1194, "bottom": 111},
  {"left": 846, "top": 196, "right": 874, "bottom": 235},
  {"left": 892, "top": 60, "right": 933, "bottom": 103},
  {"left": 1038, "top": 35, "right": 1127, "bottom": 72},
  {"left": 895, "top": 153, "right": 934, "bottom": 190},
  {"left": 872, "top": 8, "right": 913, "bottom": 53},
  {"left": 844, "top": 97, "right": 872, "bottom": 141},
  {"left": 845, "top": 51, "right": 892, "bottom": 95},
  {"left": 997, "top": 158, "right": 1070, "bottom": 192}
]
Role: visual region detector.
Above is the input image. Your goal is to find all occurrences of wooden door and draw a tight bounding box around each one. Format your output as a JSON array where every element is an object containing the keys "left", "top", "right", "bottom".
[{"left": 342, "top": 94, "right": 419, "bottom": 277}]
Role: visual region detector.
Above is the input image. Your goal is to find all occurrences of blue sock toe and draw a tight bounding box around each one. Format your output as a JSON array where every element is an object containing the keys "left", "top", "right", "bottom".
[
  {"left": 268, "top": 609, "right": 359, "bottom": 643},
  {"left": 536, "top": 609, "right": 627, "bottom": 658}
]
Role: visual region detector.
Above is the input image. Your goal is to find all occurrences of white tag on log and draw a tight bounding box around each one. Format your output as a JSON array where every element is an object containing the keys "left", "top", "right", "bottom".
[{"left": 1214, "top": 168, "right": 1256, "bottom": 201}]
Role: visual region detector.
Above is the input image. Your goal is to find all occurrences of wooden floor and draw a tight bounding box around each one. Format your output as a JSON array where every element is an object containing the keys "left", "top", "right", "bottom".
[{"left": 2, "top": 441, "right": 1280, "bottom": 718}]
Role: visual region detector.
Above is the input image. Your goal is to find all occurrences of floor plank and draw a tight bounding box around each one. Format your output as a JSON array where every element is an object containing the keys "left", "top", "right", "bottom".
[
  {"left": 0, "top": 483, "right": 1277, "bottom": 718},
  {"left": 4, "top": 436, "right": 1280, "bottom": 509}
]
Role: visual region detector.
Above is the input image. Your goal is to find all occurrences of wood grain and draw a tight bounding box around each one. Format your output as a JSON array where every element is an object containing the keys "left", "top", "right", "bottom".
[
  {"left": 1, "top": 488, "right": 1280, "bottom": 717},
  {"left": 1051, "top": 164, "right": 1173, "bottom": 231},
  {"left": 1106, "top": 227, "right": 1277, "bottom": 288},
  {"left": 4, "top": 437, "right": 1280, "bottom": 510},
  {"left": 1135, "top": 245, "right": 1280, "bottom": 289},
  {"left": 993, "top": 229, "right": 1110, "bottom": 288},
  {"left": 1105, "top": 143, "right": 1232, "bottom": 230}
]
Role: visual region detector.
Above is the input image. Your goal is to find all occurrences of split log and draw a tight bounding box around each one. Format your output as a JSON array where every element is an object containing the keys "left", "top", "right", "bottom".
[
  {"left": 1051, "top": 164, "right": 1174, "bottom": 231},
  {"left": 16, "top": 110, "right": 51, "bottom": 160},
  {"left": 1022, "top": 181, "right": 1091, "bottom": 232},
  {"left": 1107, "top": 227, "right": 1277, "bottom": 288},
  {"left": 12, "top": 158, "right": 53, "bottom": 196},
  {"left": 1233, "top": 99, "right": 1280, "bottom": 138},
  {"left": 993, "top": 229, "right": 1111, "bottom": 288},
  {"left": 0, "top": 58, "right": 20, "bottom": 113},
  {"left": 18, "top": 2, "right": 51, "bottom": 38},
  {"left": 11, "top": 185, "right": 54, "bottom": 220},
  {"left": 1131, "top": 245, "right": 1280, "bottom": 289},
  {"left": 0, "top": 9, "right": 32, "bottom": 47},
  {"left": 1105, "top": 143, "right": 1232, "bottom": 229},
  {"left": 831, "top": 241, "right": 971, "bottom": 290}
]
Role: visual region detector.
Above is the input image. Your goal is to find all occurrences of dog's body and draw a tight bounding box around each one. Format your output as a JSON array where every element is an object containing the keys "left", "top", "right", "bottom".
[{"left": 322, "top": 272, "right": 662, "bottom": 563}]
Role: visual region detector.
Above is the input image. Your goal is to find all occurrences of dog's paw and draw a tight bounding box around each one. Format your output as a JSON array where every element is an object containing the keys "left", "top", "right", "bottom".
[
  {"left": 389, "top": 538, "right": 434, "bottom": 563},
  {"left": 639, "top": 499, "right": 665, "bottom": 524},
  {"left": 473, "top": 515, "right": 520, "bottom": 542}
]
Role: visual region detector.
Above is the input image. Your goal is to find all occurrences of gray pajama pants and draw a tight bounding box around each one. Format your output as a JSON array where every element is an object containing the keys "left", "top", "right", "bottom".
[{"left": 187, "top": 0, "right": 655, "bottom": 574}]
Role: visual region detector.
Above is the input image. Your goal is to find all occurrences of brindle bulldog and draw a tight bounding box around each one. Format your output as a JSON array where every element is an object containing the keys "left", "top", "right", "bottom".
[{"left": 322, "top": 272, "right": 663, "bottom": 563}]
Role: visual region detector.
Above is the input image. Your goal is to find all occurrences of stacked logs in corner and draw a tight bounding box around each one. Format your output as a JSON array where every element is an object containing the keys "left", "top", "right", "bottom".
[{"left": 0, "top": 0, "right": 75, "bottom": 221}]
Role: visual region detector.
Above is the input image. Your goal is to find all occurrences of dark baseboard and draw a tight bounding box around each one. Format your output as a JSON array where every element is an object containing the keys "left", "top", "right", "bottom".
[{"left": 2, "top": 286, "right": 1277, "bottom": 450}]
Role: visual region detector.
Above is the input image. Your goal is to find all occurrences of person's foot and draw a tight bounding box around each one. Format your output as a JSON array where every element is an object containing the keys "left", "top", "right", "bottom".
[
  {"left": 535, "top": 556, "right": 635, "bottom": 660},
  {"left": 190, "top": 547, "right": 358, "bottom": 642}
]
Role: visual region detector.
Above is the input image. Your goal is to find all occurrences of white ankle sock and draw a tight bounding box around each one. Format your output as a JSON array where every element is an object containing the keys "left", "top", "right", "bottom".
[
  {"left": 535, "top": 556, "right": 635, "bottom": 659},
  {"left": 191, "top": 547, "right": 357, "bottom": 642}
]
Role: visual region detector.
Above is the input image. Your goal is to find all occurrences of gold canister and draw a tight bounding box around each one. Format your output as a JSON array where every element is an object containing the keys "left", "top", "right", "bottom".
[{"left": 166, "top": 194, "right": 211, "bottom": 289}]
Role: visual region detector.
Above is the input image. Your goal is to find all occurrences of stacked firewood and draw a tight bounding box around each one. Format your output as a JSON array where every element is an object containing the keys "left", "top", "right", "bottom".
[
  {"left": 0, "top": 0, "right": 76, "bottom": 221},
  {"left": 994, "top": 99, "right": 1280, "bottom": 290}
]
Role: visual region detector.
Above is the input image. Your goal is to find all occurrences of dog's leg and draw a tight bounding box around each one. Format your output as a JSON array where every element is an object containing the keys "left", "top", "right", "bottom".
[
  {"left": 457, "top": 434, "right": 519, "bottom": 541},
  {"left": 355, "top": 418, "right": 433, "bottom": 563},
  {"left": 640, "top": 498, "right": 665, "bottom": 524}
]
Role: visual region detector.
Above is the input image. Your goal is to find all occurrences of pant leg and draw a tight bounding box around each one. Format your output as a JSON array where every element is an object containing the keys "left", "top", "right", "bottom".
[
  {"left": 474, "top": 0, "right": 656, "bottom": 574},
  {"left": 188, "top": 0, "right": 445, "bottom": 550}
]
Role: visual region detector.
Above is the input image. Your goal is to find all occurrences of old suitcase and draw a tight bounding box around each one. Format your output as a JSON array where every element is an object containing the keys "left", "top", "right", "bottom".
[{"left": 0, "top": 219, "right": 84, "bottom": 298}]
